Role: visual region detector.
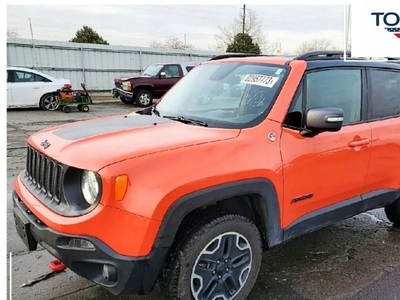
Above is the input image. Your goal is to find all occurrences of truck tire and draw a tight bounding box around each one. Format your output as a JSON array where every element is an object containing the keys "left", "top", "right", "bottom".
[
  {"left": 385, "top": 197, "right": 400, "bottom": 227},
  {"left": 159, "top": 214, "right": 262, "bottom": 300},
  {"left": 134, "top": 89, "right": 153, "bottom": 107}
]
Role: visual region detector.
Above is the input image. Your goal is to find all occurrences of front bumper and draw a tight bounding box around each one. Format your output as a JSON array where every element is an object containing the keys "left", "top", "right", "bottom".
[
  {"left": 112, "top": 88, "right": 133, "bottom": 101},
  {"left": 12, "top": 191, "right": 168, "bottom": 295}
]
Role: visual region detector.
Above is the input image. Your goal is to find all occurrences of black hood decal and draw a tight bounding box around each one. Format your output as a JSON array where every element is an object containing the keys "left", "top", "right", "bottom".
[{"left": 53, "top": 114, "right": 174, "bottom": 140}]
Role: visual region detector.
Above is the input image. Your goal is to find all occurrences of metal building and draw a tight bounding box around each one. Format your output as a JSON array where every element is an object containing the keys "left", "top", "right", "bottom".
[{"left": 7, "top": 38, "right": 226, "bottom": 91}]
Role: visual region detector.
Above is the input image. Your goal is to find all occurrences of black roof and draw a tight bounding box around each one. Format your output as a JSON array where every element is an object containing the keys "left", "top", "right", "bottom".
[{"left": 209, "top": 51, "right": 400, "bottom": 70}]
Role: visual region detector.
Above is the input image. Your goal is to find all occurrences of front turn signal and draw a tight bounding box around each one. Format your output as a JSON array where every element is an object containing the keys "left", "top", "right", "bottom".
[{"left": 115, "top": 175, "right": 128, "bottom": 201}]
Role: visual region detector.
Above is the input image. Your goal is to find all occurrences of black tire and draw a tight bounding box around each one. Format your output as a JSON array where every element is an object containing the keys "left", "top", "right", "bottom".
[
  {"left": 159, "top": 214, "right": 262, "bottom": 300},
  {"left": 40, "top": 94, "right": 59, "bottom": 111},
  {"left": 120, "top": 97, "right": 133, "bottom": 105},
  {"left": 62, "top": 106, "right": 71, "bottom": 113},
  {"left": 134, "top": 89, "right": 153, "bottom": 107},
  {"left": 81, "top": 105, "right": 89, "bottom": 112},
  {"left": 385, "top": 198, "right": 400, "bottom": 227}
]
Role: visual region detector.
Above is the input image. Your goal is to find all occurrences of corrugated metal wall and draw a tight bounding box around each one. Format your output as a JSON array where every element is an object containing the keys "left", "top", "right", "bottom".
[{"left": 7, "top": 38, "right": 226, "bottom": 91}]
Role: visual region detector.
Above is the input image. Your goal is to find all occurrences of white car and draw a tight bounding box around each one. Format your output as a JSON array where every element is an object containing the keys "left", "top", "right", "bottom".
[{"left": 7, "top": 67, "right": 71, "bottom": 111}]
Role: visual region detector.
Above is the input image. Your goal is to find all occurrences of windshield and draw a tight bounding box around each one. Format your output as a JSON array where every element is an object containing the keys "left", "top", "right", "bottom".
[
  {"left": 142, "top": 64, "right": 164, "bottom": 76},
  {"left": 155, "top": 62, "right": 288, "bottom": 128}
]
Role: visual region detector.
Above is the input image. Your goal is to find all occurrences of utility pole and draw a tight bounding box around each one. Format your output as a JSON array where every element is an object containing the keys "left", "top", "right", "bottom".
[
  {"left": 242, "top": 4, "right": 246, "bottom": 34},
  {"left": 29, "top": 18, "right": 38, "bottom": 69}
]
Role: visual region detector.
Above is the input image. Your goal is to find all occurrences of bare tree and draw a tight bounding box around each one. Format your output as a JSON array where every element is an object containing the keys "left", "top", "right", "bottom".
[
  {"left": 215, "top": 8, "right": 280, "bottom": 54},
  {"left": 7, "top": 28, "right": 19, "bottom": 38},
  {"left": 267, "top": 41, "right": 282, "bottom": 55},
  {"left": 295, "top": 38, "right": 336, "bottom": 54},
  {"left": 150, "top": 36, "right": 196, "bottom": 50}
]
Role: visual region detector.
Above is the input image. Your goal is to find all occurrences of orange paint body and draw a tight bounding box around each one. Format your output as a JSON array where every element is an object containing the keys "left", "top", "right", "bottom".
[{"left": 14, "top": 56, "right": 400, "bottom": 259}]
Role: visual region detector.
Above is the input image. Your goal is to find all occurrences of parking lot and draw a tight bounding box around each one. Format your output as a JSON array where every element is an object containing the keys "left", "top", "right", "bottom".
[{"left": 7, "top": 101, "right": 400, "bottom": 300}]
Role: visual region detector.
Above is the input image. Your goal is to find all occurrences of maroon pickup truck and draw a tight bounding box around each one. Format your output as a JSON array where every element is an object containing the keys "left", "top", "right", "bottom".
[{"left": 112, "top": 62, "right": 198, "bottom": 107}]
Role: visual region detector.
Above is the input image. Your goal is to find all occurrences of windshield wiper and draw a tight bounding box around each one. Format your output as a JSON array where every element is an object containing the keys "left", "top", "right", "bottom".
[{"left": 163, "top": 115, "right": 208, "bottom": 127}]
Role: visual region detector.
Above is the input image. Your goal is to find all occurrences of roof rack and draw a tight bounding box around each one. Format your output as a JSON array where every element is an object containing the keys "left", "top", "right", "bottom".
[{"left": 294, "top": 51, "right": 351, "bottom": 61}]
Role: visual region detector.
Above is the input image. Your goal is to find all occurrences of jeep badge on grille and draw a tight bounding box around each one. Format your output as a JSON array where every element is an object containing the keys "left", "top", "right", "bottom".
[{"left": 40, "top": 140, "right": 51, "bottom": 149}]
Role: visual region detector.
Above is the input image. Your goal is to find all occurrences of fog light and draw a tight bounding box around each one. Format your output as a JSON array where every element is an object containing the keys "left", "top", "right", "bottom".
[
  {"left": 102, "top": 264, "right": 117, "bottom": 282},
  {"left": 68, "top": 238, "right": 95, "bottom": 250}
]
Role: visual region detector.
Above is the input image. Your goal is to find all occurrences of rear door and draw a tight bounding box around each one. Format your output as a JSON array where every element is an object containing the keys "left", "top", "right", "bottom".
[
  {"left": 364, "top": 68, "right": 400, "bottom": 196},
  {"left": 11, "top": 70, "right": 44, "bottom": 107}
]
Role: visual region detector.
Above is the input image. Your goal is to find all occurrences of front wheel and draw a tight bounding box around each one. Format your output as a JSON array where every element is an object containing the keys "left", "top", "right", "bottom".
[
  {"left": 160, "top": 214, "right": 262, "bottom": 300},
  {"left": 134, "top": 89, "right": 153, "bottom": 107}
]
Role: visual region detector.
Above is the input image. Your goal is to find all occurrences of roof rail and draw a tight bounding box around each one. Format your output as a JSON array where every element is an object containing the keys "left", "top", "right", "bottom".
[
  {"left": 294, "top": 50, "right": 351, "bottom": 61},
  {"left": 209, "top": 53, "right": 262, "bottom": 61}
]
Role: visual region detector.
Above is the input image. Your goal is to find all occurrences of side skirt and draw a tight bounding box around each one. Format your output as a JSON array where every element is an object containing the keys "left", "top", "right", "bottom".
[{"left": 283, "top": 188, "right": 400, "bottom": 242}]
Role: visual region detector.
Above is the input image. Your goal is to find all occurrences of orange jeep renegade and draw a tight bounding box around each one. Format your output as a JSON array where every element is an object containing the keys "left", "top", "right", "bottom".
[{"left": 13, "top": 51, "right": 400, "bottom": 300}]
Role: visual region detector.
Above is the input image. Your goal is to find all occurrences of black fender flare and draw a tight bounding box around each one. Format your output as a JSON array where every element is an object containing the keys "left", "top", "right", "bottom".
[{"left": 152, "top": 178, "right": 283, "bottom": 250}]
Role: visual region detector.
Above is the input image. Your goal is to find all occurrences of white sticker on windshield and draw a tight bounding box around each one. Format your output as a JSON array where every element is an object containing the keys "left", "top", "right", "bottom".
[{"left": 240, "top": 74, "right": 279, "bottom": 88}]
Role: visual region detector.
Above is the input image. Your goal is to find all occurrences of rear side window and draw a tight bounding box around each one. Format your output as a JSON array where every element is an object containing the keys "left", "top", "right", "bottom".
[
  {"left": 368, "top": 69, "right": 400, "bottom": 119},
  {"left": 186, "top": 66, "right": 194, "bottom": 72}
]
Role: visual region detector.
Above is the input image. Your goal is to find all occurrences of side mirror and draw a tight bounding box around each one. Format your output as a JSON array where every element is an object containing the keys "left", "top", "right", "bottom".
[
  {"left": 159, "top": 72, "right": 166, "bottom": 78},
  {"left": 301, "top": 107, "right": 343, "bottom": 136}
]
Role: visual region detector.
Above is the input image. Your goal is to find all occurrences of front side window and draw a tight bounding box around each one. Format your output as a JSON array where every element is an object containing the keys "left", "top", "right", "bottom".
[
  {"left": 155, "top": 62, "right": 288, "bottom": 128},
  {"left": 142, "top": 64, "right": 164, "bottom": 76},
  {"left": 163, "top": 65, "right": 180, "bottom": 78},
  {"left": 285, "top": 69, "right": 362, "bottom": 128},
  {"left": 368, "top": 69, "right": 400, "bottom": 119}
]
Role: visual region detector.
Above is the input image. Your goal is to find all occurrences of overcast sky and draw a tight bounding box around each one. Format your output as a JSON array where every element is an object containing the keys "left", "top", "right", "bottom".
[{"left": 7, "top": 4, "right": 345, "bottom": 53}]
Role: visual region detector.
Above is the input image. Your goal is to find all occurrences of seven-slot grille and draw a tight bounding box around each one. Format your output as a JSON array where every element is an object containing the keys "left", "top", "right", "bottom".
[{"left": 25, "top": 145, "right": 63, "bottom": 202}]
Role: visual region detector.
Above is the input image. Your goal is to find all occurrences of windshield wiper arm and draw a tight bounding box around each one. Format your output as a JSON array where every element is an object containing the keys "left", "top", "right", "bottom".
[{"left": 163, "top": 115, "right": 208, "bottom": 127}]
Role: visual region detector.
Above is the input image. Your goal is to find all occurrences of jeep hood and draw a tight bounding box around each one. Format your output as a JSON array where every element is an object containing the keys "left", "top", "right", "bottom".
[{"left": 28, "top": 113, "right": 240, "bottom": 171}]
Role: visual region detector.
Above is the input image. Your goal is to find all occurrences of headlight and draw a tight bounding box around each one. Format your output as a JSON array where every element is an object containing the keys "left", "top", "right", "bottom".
[{"left": 81, "top": 170, "right": 100, "bottom": 205}]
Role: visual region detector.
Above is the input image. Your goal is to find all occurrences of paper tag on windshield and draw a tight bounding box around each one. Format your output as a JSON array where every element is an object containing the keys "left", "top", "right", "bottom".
[{"left": 240, "top": 74, "right": 279, "bottom": 88}]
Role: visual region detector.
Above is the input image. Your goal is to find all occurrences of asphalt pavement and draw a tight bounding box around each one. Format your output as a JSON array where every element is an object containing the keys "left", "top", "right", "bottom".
[{"left": 6, "top": 100, "right": 400, "bottom": 300}]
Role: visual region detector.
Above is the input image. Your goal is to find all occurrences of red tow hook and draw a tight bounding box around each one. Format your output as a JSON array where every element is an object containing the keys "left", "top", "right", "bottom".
[{"left": 49, "top": 259, "right": 67, "bottom": 272}]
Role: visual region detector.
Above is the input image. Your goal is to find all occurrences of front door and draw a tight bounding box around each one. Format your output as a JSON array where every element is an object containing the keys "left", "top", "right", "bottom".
[
  {"left": 155, "top": 64, "right": 182, "bottom": 97},
  {"left": 280, "top": 68, "right": 372, "bottom": 236}
]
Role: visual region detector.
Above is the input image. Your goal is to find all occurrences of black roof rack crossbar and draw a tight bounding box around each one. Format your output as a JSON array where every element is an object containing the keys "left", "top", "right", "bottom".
[{"left": 294, "top": 50, "right": 351, "bottom": 61}]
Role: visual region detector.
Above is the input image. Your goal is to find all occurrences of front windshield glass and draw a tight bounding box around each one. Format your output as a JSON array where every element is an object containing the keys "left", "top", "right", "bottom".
[
  {"left": 142, "top": 64, "right": 164, "bottom": 76},
  {"left": 155, "top": 62, "right": 288, "bottom": 128}
]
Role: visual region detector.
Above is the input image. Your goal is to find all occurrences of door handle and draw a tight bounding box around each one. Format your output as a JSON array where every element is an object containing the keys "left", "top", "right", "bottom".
[
  {"left": 33, "top": 87, "right": 40, "bottom": 89},
  {"left": 348, "top": 139, "right": 370, "bottom": 147}
]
